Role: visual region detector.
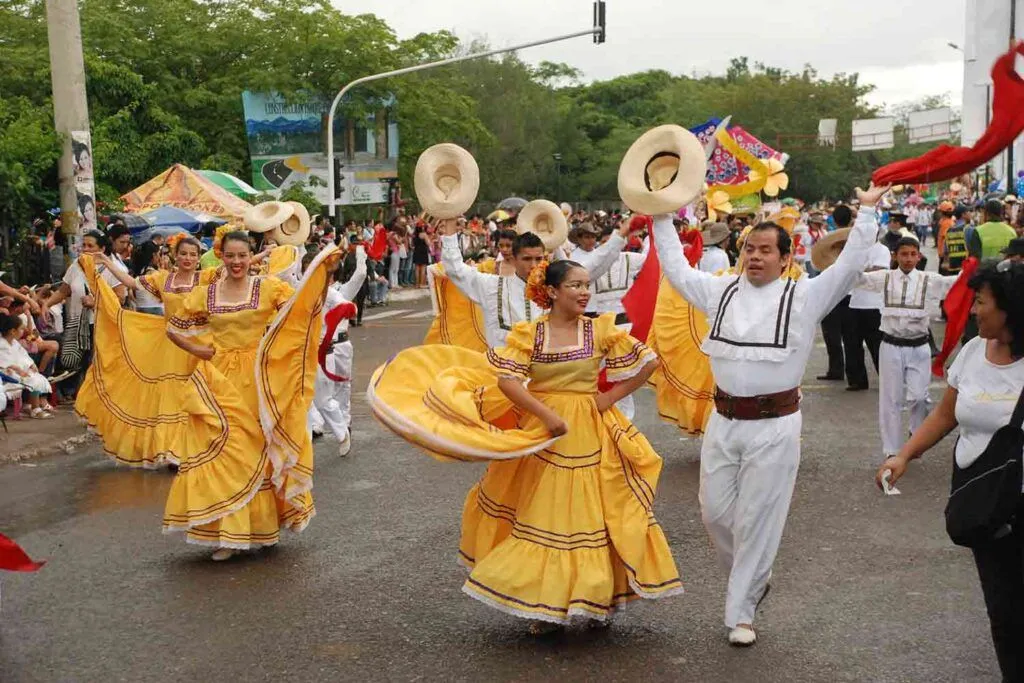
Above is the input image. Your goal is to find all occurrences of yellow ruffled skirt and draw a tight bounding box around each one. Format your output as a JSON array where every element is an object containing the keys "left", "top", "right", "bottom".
[
  {"left": 646, "top": 278, "right": 715, "bottom": 436},
  {"left": 369, "top": 346, "right": 683, "bottom": 624},
  {"left": 423, "top": 264, "right": 489, "bottom": 352},
  {"left": 75, "top": 306, "right": 209, "bottom": 468}
]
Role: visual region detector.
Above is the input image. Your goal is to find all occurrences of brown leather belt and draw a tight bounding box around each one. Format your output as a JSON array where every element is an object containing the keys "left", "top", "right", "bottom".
[{"left": 714, "top": 386, "right": 801, "bottom": 421}]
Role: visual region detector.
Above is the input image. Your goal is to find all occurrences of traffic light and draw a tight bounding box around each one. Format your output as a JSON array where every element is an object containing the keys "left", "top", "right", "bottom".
[
  {"left": 593, "top": 1, "right": 606, "bottom": 44},
  {"left": 333, "top": 157, "right": 345, "bottom": 201}
]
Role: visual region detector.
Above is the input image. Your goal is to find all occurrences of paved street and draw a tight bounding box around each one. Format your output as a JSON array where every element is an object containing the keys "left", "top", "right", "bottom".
[{"left": 0, "top": 284, "right": 1001, "bottom": 683}]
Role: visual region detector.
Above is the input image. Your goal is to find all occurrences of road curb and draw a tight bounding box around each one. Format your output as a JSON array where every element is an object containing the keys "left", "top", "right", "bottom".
[{"left": 0, "top": 430, "right": 96, "bottom": 465}]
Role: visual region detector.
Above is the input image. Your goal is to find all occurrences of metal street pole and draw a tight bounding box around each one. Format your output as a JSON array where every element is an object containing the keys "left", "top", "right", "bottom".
[
  {"left": 45, "top": 0, "right": 90, "bottom": 238},
  {"left": 1007, "top": 0, "right": 1017, "bottom": 188},
  {"left": 326, "top": 26, "right": 602, "bottom": 219}
]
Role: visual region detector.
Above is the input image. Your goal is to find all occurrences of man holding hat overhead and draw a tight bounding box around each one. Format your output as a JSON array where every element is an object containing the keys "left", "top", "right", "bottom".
[
  {"left": 440, "top": 204, "right": 628, "bottom": 349},
  {"left": 652, "top": 177, "right": 890, "bottom": 646}
]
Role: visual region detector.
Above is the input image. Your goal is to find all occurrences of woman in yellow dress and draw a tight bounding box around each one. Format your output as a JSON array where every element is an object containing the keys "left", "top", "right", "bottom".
[
  {"left": 166, "top": 231, "right": 335, "bottom": 560},
  {"left": 77, "top": 235, "right": 220, "bottom": 468},
  {"left": 369, "top": 259, "right": 682, "bottom": 632}
]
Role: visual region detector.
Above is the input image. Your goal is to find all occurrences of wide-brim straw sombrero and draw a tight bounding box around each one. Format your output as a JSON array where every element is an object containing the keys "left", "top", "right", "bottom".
[
  {"left": 268, "top": 200, "right": 311, "bottom": 246},
  {"left": 617, "top": 125, "right": 707, "bottom": 215},
  {"left": 516, "top": 199, "right": 569, "bottom": 252},
  {"left": 810, "top": 228, "right": 851, "bottom": 271},
  {"left": 245, "top": 201, "right": 293, "bottom": 234},
  {"left": 414, "top": 143, "right": 480, "bottom": 219}
]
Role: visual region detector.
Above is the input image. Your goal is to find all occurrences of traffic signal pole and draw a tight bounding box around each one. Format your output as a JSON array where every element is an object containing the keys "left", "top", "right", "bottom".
[{"left": 326, "top": 3, "right": 606, "bottom": 220}]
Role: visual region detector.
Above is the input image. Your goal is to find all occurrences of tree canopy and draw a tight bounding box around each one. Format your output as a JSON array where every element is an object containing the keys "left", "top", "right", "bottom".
[{"left": 0, "top": 0, "right": 952, "bottom": 230}]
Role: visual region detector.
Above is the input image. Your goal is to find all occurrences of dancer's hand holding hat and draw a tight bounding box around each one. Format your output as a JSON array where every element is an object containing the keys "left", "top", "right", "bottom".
[
  {"left": 617, "top": 125, "right": 708, "bottom": 216},
  {"left": 414, "top": 143, "right": 480, "bottom": 220}
]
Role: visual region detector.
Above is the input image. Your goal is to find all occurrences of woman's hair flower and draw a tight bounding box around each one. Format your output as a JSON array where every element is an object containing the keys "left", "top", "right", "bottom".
[{"left": 525, "top": 260, "right": 552, "bottom": 309}]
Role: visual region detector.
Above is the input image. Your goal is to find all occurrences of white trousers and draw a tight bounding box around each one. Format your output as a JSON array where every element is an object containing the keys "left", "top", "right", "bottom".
[
  {"left": 700, "top": 410, "right": 802, "bottom": 628},
  {"left": 307, "top": 340, "right": 353, "bottom": 441},
  {"left": 878, "top": 341, "right": 932, "bottom": 457}
]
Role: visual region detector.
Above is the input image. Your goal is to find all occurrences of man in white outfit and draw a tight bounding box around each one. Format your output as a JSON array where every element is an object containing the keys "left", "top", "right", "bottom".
[
  {"left": 852, "top": 235, "right": 957, "bottom": 459},
  {"left": 652, "top": 183, "right": 889, "bottom": 646},
  {"left": 309, "top": 245, "right": 367, "bottom": 456},
  {"left": 440, "top": 220, "right": 628, "bottom": 348},
  {"left": 587, "top": 222, "right": 650, "bottom": 420}
]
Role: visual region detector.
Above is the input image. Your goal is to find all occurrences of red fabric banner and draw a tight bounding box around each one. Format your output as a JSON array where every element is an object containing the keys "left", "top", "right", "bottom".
[
  {"left": 873, "top": 43, "right": 1024, "bottom": 185},
  {"left": 0, "top": 533, "right": 45, "bottom": 572},
  {"left": 318, "top": 301, "right": 358, "bottom": 381},
  {"left": 622, "top": 227, "right": 703, "bottom": 346},
  {"left": 366, "top": 225, "right": 388, "bottom": 261},
  {"left": 933, "top": 257, "right": 979, "bottom": 377}
]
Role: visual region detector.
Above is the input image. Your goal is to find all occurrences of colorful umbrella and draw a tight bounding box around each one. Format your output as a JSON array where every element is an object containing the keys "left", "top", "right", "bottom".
[
  {"left": 140, "top": 206, "right": 225, "bottom": 233},
  {"left": 496, "top": 197, "right": 528, "bottom": 211},
  {"left": 108, "top": 212, "right": 153, "bottom": 230},
  {"left": 487, "top": 209, "right": 512, "bottom": 222},
  {"left": 197, "top": 170, "right": 259, "bottom": 199}
]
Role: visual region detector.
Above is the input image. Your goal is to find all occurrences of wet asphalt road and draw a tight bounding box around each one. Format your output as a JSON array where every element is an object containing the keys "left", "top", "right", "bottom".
[{"left": 0, "top": 294, "right": 1001, "bottom": 683}]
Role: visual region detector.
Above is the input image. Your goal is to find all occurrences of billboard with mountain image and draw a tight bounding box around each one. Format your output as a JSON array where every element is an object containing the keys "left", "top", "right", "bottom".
[{"left": 242, "top": 91, "right": 398, "bottom": 205}]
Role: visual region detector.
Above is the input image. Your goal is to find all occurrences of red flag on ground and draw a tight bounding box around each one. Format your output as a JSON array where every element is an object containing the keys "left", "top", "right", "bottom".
[
  {"left": 366, "top": 224, "right": 388, "bottom": 261},
  {"left": 318, "top": 302, "right": 358, "bottom": 381},
  {"left": 933, "top": 257, "right": 979, "bottom": 377},
  {"left": 873, "top": 42, "right": 1024, "bottom": 185},
  {"left": 0, "top": 533, "right": 45, "bottom": 572}
]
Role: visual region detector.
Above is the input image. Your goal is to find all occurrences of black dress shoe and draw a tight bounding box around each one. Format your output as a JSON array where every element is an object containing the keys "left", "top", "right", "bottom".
[
  {"left": 845, "top": 384, "right": 869, "bottom": 392},
  {"left": 816, "top": 374, "right": 843, "bottom": 381}
]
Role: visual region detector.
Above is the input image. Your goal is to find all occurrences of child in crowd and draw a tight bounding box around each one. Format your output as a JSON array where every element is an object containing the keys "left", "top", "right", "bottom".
[{"left": 0, "top": 313, "right": 53, "bottom": 418}]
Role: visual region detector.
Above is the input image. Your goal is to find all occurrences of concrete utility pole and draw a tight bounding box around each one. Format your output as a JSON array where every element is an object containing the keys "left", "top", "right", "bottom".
[{"left": 45, "top": 0, "right": 91, "bottom": 237}]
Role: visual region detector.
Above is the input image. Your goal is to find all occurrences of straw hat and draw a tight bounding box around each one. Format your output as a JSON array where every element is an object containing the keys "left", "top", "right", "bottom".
[
  {"left": 617, "top": 125, "right": 707, "bottom": 215},
  {"left": 810, "top": 228, "right": 851, "bottom": 271},
  {"left": 245, "top": 201, "right": 293, "bottom": 234},
  {"left": 701, "top": 221, "right": 730, "bottom": 245},
  {"left": 767, "top": 206, "right": 802, "bottom": 234},
  {"left": 268, "top": 200, "right": 311, "bottom": 246},
  {"left": 414, "top": 143, "right": 480, "bottom": 219},
  {"left": 516, "top": 199, "right": 569, "bottom": 252},
  {"left": 559, "top": 202, "right": 573, "bottom": 217}
]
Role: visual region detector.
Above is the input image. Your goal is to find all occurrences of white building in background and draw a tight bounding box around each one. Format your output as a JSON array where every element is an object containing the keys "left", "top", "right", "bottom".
[{"left": 961, "top": 0, "right": 1023, "bottom": 186}]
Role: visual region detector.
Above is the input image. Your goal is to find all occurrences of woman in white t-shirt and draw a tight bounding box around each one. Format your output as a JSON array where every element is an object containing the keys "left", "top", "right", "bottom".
[{"left": 875, "top": 262, "right": 1024, "bottom": 681}]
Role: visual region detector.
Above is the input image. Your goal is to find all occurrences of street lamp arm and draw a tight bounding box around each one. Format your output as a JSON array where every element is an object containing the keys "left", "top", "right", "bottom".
[{"left": 326, "top": 26, "right": 601, "bottom": 217}]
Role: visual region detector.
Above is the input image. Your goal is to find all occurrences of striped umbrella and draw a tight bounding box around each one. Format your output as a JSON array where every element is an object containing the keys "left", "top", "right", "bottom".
[{"left": 197, "top": 170, "right": 259, "bottom": 199}]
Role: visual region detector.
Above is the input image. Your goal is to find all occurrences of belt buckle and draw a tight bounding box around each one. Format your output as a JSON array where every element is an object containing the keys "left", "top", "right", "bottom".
[{"left": 757, "top": 395, "right": 774, "bottom": 419}]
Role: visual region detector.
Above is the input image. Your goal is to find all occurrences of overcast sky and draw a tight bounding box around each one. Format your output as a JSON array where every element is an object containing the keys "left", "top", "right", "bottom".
[{"left": 337, "top": 0, "right": 967, "bottom": 110}]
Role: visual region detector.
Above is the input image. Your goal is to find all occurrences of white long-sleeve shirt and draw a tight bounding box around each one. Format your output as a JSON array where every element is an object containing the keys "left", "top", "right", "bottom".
[
  {"left": 321, "top": 252, "right": 366, "bottom": 341},
  {"left": 855, "top": 267, "right": 957, "bottom": 339},
  {"left": 590, "top": 238, "right": 649, "bottom": 315},
  {"left": 847, "top": 242, "right": 893, "bottom": 310},
  {"left": 698, "top": 245, "right": 730, "bottom": 274},
  {"left": 442, "top": 232, "right": 625, "bottom": 348},
  {"left": 652, "top": 206, "right": 880, "bottom": 396}
]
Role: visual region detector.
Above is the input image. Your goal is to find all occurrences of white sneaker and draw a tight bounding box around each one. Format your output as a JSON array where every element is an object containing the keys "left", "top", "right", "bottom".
[
  {"left": 338, "top": 431, "right": 351, "bottom": 457},
  {"left": 728, "top": 625, "right": 757, "bottom": 646},
  {"left": 210, "top": 548, "right": 237, "bottom": 562}
]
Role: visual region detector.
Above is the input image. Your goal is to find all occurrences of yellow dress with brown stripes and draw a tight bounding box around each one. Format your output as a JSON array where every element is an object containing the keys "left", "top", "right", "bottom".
[
  {"left": 369, "top": 313, "right": 682, "bottom": 624},
  {"left": 423, "top": 262, "right": 489, "bottom": 352},
  {"left": 168, "top": 253, "right": 335, "bottom": 548},
  {"left": 75, "top": 266, "right": 221, "bottom": 468},
  {"left": 136, "top": 268, "right": 220, "bottom": 323}
]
